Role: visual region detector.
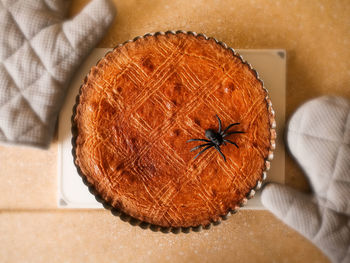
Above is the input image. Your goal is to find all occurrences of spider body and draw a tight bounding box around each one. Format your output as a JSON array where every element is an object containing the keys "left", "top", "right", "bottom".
[
  {"left": 187, "top": 115, "right": 244, "bottom": 162},
  {"left": 205, "top": 129, "right": 223, "bottom": 146}
]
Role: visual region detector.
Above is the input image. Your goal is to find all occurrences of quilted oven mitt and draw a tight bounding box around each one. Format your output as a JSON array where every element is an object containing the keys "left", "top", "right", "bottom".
[
  {"left": 0, "top": 0, "right": 115, "bottom": 148},
  {"left": 262, "top": 96, "right": 350, "bottom": 263}
]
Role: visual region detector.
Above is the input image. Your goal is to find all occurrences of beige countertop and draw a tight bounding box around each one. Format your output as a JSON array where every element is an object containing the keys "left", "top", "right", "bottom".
[{"left": 1, "top": 0, "right": 350, "bottom": 262}]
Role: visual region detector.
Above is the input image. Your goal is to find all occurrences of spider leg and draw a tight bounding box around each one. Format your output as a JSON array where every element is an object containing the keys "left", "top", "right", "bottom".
[
  {"left": 221, "top": 123, "right": 240, "bottom": 135},
  {"left": 190, "top": 143, "right": 213, "bottom": 152},
  {"left": 222, "top": 131, "right": 245, "bottom": 138},
  {"left": 193, "top": 145, "right": 214, "bottom": 160},
  {"left": 186, "top": 138, "right": 211, "bottom": 143},
  {"left": 216, "top": 115, "right": 222, "bottom": 133},
  {"left": 214, "top": 145, "right": 226, "bottom": 162},
  {"left": 223, "top": 139, "right": 239, "bottom": 148}
]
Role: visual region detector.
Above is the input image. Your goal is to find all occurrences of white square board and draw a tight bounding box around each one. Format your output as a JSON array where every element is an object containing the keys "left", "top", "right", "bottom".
[{"left": 58, "top": 48, "right": 286, "bottom": 209}]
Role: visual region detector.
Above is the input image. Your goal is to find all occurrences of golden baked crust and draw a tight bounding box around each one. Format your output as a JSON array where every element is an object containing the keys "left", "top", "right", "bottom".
[{"left": 74, "top": 32, "right": 275, "bottom": 228}]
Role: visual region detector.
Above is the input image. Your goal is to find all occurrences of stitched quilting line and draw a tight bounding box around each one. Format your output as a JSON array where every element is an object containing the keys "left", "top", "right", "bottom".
[
  {"left": 17, "top": 116, "right": 46, "bottom": 140},
  {"left": 312, "top": 205, "right": 350, "bottom": 263},
  {"left": 324, "top": 107, "right": 350, "bottom": 212},
  {"left": 288, "top": 103, "right": 350, "bottom": 245},
  {"left": 343, "top": 244, "right": 350, "bottom": 263},
  {"left": 2, "top": 16, "right": 77, "bottom": 80},
  {"left": 0, "top": 0, "right": 21, "bottom": 10},
  {"left": 60, "top": 22, "right": 75, "bottom": 51},
  {"left": 42, "top": 0, "right": 52, "bottom": 12},
  {"left": 42, "top": 0, "right": 65, "bottom": 15},
  {"left": 6, "top": 6, "right": 63, "bottom": 83},
  {"left": 331, "top": 177, "right": 350, "bottom": 186},
  {"left": 0, "top": 63, "right": 47, "bottom": 126},
  {"left": 0, "top": 6, "right": 53, "bottom": 141},
  {"left": 4, "top": 7, "right": 107, "bottom": 73},
  {"left": 302, "top": 107, "right": 350, "bottom": 219},
  {"left": 289, "top": 129, "right": 349, "bottom": 146},
  {"left": 311, "top": 205, "right": 326, "bottom": 243},
  {"left": 291, "top": 106, "right": 344, "bottom": 190},
  {"left": 2, "top": 4, "right": 101, "bottom": 80},
  {"left": 1, "top": 3, "right": 55, "bottom": 62},
  {"left": 0, "top": 9, "right": 50, "bottom": 121},
  {"left": 0, "top": 127, "right": 9, "bottom": 140},
  {"left": 0, "top": 3, "right": 107, "bottom": 144},
  {"left": 0, "top": 125, "right": 8, "bottom": 141},
  {"left": 0, "top": 72, "right": 47, "bottom": 142}
]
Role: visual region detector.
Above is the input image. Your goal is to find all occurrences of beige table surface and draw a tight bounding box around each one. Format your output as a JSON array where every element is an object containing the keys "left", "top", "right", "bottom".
[{"left": 1, "top": 0, "right": 350, "bottom": 262}]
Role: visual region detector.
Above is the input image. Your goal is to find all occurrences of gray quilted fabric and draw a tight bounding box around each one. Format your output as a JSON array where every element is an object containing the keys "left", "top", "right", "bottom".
[
  {"left": 262, "top": 96, "right": 350, "bottom": 263},
  {"left": 0, "top": 0, "right": 115, "bottom": 148}
]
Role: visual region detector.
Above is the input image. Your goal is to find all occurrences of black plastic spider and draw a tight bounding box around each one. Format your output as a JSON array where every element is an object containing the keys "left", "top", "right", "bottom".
[{"left": 186, "top": 115, "right": 244, "bottom": 162}]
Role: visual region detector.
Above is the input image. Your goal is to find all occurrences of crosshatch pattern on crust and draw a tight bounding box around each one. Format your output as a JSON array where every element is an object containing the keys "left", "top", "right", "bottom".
[{"left": 73, "top": 31, "right": 276, "bottom": 231}]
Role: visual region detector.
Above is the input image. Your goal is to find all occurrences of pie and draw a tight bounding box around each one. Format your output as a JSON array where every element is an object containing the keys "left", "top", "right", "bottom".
[{"left": 72, "top": 31, "right": 276, "bottom": 230}]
